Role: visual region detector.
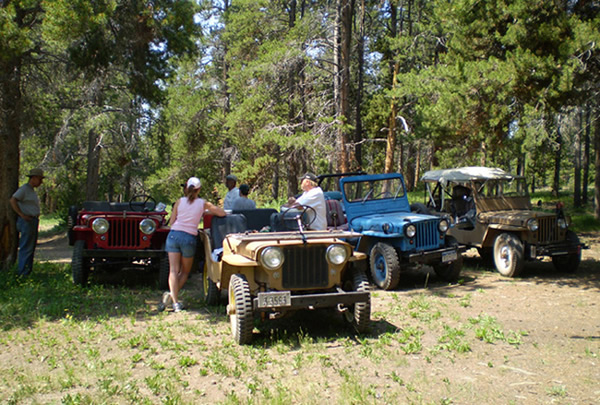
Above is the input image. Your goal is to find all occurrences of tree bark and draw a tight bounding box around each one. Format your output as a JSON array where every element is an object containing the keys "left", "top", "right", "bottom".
[
  {"left": 582, "top": 107, "right": 591, "bottom": 205},
  {"left": 384, "top": 2, "right": 398, "bottom": 174},
  {"left": 552, "top": 121, "right": 562, "bottom": 198},
  {"left": 594, "top": 108, "right": 600, "bottom": 219},
  {"left": 353, "top": 0, "right": 365, "bottom": 170},
  {"left": 85, "top": 128, "right": 102, "bottom": 201},
  {"left": 0, "top": 57, "right": 22, "bottom": 269},
  {"left": 335, "top": 0, "right": 352, "bottom": 173},
  {"left": 574, "top": 109, "right": 582, "bottom": 207}
]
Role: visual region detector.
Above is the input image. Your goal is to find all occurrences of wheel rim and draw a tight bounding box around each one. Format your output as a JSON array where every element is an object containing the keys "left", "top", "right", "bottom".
[
  {"left": 373, "top": 253, "right": 387, "bottom": 284},
  {"left": 498, "top": 245, "right": 511, "bottom": 271},
  {"left": 229, "top": 283, "right": 238, "bottom": 333}
]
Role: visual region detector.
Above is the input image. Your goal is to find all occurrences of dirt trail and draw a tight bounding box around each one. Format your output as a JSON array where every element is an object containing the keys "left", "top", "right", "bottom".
[{"left": 36, "top": 231, "right": 72, "bottom": 263}]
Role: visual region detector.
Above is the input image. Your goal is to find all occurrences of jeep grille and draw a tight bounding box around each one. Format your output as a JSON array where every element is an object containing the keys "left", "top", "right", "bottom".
[
  {"left": 282, "top": 245, "right": 329, "bottom": 289},
  {"left": 107, "top": 218, "right": 141, "bottom": 248},
  {"left": 414, "top": 220, "right": 440, "bottom": 251},
  {"left": 537, "top": 217, "right": 558, "bottom": 243}
]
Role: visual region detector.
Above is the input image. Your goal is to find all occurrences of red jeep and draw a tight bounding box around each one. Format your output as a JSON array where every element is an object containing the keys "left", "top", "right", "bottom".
[{"left": 68, "top": 195, "right": 170, "bottom": 287}]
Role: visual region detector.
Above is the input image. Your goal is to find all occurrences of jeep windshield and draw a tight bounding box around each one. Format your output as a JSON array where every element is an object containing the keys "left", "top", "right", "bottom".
[
  {"left": 343, "top": 177, "right": 405, "bottom": 203},
  {"left": 478, "top": 178, "right": 528, "bottom": 198}
]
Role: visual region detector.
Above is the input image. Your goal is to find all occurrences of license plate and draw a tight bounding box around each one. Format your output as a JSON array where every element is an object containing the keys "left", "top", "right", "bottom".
[
  {"left": 442, "top": 250, "right": 457, "bottom": 263},
  {"left": 257, "top": 292, "right": 291, "bottom": 308}
]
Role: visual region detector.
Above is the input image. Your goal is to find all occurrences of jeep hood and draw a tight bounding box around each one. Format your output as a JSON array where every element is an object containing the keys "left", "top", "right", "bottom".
[
  {"left": 349, "top": 212, "right": 438, "bottom": 236},
  {"left": 478, "top": 210, "right": 556, "bottom": 226}
]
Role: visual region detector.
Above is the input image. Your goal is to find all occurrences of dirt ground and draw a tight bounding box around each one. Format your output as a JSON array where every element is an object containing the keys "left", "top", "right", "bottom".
[{"left": 25, "top": 232, "right": 600, "bottom": 403}]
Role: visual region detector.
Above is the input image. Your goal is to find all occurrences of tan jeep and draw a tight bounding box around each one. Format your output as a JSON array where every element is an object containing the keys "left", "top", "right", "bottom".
[
  {"left": 419, "top": 167, "right": 585, "bottom": 277},
  {"left": 198, "top": 209, "right": 371, "bottom": 344}
]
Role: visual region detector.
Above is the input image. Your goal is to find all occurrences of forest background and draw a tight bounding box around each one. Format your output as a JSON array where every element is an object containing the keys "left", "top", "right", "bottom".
[{"left": 1, "top": 0, "right": 599, "bottom": 267}]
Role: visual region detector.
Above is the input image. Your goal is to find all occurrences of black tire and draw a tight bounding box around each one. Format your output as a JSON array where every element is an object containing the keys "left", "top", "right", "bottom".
[
  {"left": 72, "top": 240, "right": 89, "bottom": 286},
  {"left": 477, "top": 247, "right": 493, "bottom": 265},
  {"left": 158, "top": 250, "right": 170, "bottom": 290},
  {"left": 433, "top": 236, "right": 463, "bottom": 282},
  {"left": 493, "top": 233, "right": 524, "bottom": 277},
  {"left": 369, "top": 242, "right": 400, "bottom": 290},
  {"left": 552, "top": 231, "right": 581, "bottom": 273},
  {"left": 202, "top": 262, "right": 220, "bottom": 305},
  {"left": 228, "top": 274, "right": 254, "bottom": 345},
  {"left": 342, "top": 268, "right": 371, "bottom": 333},
  {"left": 410, "top": 202, "right": 430, "bottom": 214}
]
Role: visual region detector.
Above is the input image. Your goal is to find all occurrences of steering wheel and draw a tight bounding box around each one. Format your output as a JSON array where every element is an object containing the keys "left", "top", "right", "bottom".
[
  {"left": 282, "top": 205, "right": 317, "bottom": 230},
  {"left": 129, "top": 194, "right": 156, "bottom": 212}
]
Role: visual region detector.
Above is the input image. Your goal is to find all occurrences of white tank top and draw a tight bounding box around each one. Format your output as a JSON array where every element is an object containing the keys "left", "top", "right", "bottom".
[{"left": 171, "top": 197, "right": 205, "bottom": 235}]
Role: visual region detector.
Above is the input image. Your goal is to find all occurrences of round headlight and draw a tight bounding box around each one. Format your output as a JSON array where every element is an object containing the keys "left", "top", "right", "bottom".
[
  {"left": 260, "top": 247, "right": 284, "bottom": 270},
  {"left": 527, "top": 218, "right": 539, "bottom": 232},
  {"left": 557, "top": 218, "right": 567, "bottom": 229},
  {"left": 326, "top": 244, "right": 348, "bottom": 265},
  {"left": 404, "top": 224, "right": 416, "bottom": 238},
  {"left": 438, "top": 219, "right": 449, "bottom": 233},
  {"left": 92, "top": 218, "right": 109, "bottom": 234},
  {"left": 139, "top": 218, "right": 156, "bottom": 235}
]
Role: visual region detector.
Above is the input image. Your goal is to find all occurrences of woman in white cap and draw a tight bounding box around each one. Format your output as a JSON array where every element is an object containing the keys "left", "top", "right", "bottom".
[{"left": 160, "top": 177, "right": 226, "bottom": 312}]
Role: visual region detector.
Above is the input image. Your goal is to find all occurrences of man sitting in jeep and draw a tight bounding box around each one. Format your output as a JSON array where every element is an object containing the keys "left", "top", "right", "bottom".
[{"left": 272, "top": 172, "right": 327, "bottom": 231}]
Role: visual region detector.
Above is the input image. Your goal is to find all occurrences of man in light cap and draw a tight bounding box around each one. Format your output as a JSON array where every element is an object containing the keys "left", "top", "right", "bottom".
[
  {"left": 283, "top": 172, "right": 327, "bottom": 230},
  {"left": 223, "top": 174, "right": 240, "bottom": 210},
  {"left": 9, "top": 168, "right": 45, "bottom": 276}
]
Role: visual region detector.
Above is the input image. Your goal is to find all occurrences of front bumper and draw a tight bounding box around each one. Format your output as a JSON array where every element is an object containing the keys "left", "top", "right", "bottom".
[
  {"left": 530, "top": 241, "right": 588, "bottom": 259},
  {"left": 405, "top": 245, "right": 466, "bottom": 264},
  {"left": 82, "top": 249, "right": 165, "bottom": 259},
  {"left": 252, "top": 290, "right": 369, "bottom": 312}
]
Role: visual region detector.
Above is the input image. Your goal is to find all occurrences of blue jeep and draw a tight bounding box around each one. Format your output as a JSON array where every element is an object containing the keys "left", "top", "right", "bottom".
[{"left": 339, "top": 173, "right": 464, "bottom": 290}]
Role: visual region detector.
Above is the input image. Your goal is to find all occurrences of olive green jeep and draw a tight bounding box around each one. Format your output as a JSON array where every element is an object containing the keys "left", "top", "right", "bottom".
[
  {"left": 199, "top": 209, "right": 371, "bottom": 344},
  {"left": 420, "top": 167, "right": 586, "bottom": 277}
]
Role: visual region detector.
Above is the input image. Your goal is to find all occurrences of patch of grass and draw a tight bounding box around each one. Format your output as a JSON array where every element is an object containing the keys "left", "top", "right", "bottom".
[
  {"left": 546, "top": 384, "right": 567, "bottom": 397},
  {"left": 0, "top": 263, "right": 153, "bottom": 331},
  {"left": 571, "top": 213, "right": 600, "bottom": 232},
  {"left": 436, "top": 325, "right": 471, "bottom": 353},
  {"left": 39, "top": 213, "right": 67, "bottom": 237}
]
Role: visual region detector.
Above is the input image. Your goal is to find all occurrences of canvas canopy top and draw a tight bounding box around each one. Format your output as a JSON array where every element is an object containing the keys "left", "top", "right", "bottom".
[{"left": 421, "top": 166, "right": 518, "bottom": 187}]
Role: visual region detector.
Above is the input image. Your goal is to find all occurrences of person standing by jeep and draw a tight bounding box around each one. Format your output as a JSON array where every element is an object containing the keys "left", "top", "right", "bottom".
[
  {"left": 286, "top": 172, "right": 327, "bottom": 231},
  {"left": 232, "top": 184, "right": 256, "bottom": 210},
  {"left": 9, "top": 168, "right": 45, "bottom": 276},
  {"left": 223, "top": 174, "right": 240, "bottom": 210},
  {"left": 160, "top": 177, "right": 226, "bottom": 312}
]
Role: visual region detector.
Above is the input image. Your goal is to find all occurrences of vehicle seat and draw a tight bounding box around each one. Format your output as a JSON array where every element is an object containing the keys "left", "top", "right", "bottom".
[
  {"left": 109, "top": 202, "right": 131, "bottom": 212},
  {"left": 210, "top": 214, "right": 248, "bottom": 250},
  {"left": 325, "top": 199, "right": 348, "bottom": 230},
  {"left": 451, "top": 185, "right": 472, "bottom": 217},
  {"left": 451, "top": 185, "right": 475, "bottom": 229},
  {"left": 82, "top": 201, "right": 111, "bottom": 211},
  {"left": 232, "top": 208, "right": 277, "bottom": 231}
]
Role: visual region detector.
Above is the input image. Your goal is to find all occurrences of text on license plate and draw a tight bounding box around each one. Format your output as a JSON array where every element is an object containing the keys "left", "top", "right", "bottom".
[
  {"left": 257, "top": 292, "right": 291, "bottom": 308},
  {"left": 442, "top": 251, "right": 457, "bottom": 263}
]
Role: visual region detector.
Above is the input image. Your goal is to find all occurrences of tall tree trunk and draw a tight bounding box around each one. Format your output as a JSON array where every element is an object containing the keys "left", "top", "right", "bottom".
[
  {"left": 574, "top": 109, "right": 583, "bottom": 207},
  {"left": 85, "top": 128, "right": 101, "bottom": 201},
  {"left": 0, "top": 57, "right": 22, "bottom": 269},
  {"left": 552, "top": 122, "right": 562, "bottom": 198},
  {"left": 384, "top": 2, "right": 398, "bottom": 174},
  {"left": 335, "top": 0, "right": 352, "bottom": 173},
  {"left": 582, "top": 107, "right": 591, "bottom": 205},
  {"left": 353, "top": 0, "right": 365, "bottom": 170},
  {"left": 594, "top": 109, "right": 600, "bottom": 219},
  {"left": 384, "top": 63, "right": 399, "bottom": 174}
]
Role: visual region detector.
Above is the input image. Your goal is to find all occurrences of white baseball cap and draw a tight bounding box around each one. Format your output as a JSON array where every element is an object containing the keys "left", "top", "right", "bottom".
[{"left": 186, "top": 177, "right": 201, "bottom": 189}]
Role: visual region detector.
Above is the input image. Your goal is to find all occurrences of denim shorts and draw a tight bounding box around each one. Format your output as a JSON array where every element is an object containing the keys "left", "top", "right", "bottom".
[{"left": 165, "top": 230, "right": 197, "bottom": 258}]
